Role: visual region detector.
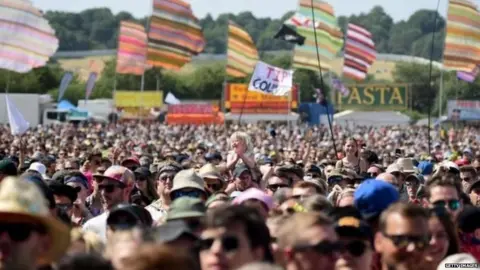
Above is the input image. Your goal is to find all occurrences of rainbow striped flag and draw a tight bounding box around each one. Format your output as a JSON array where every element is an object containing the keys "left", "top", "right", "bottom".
[
  {"left": 443, "top": 0, "right": 480, "bottom": 72},
  {"left": 226, "top": 22, "right": 259, "bottom": 78},
  {"left": 343, "top": 24, "right": 377, "bottom": 81},
  {"left": 0, "top": 0, "right": 59, "bottom": 73},
  {"left": 147, "top": 0, "right": 205, "bottom": 71},
  {"left": 116, "top": 21, "right": 148, "bottom": 76},
  {"left": 291, "top": 0, "right": 344, "bottom": 72}
]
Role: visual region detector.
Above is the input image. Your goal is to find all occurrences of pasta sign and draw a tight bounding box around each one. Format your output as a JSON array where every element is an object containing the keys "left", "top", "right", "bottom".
[{"left": 335, "top": 85, "right": 408, "bottom": 111}]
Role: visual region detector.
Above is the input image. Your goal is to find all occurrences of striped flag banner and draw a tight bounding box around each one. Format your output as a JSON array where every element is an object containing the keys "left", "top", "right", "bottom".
[
  {"left": 147, "top": 0, "right": 205, "bottom": 70},
  {"left": 291, "top": 0, "right": 344, "bottom": 72},
  {"left": 227, "top": 21, "right": 259, "bottom": 78},
  {"left": 85, "top": 72, "right": 98, "bottom": 100},
  {"left": 343, "top": 23, "right": 377, "bottom": 81},
  {"left": 0, "top": 0, "right": 59, "bottom": 73},
  {"left": 443, "top": 0, "right": 480, "bottom": 72},
  {"left": 457, "top": 65, "right": 479, "bottom": 82},
  {"left": 285, "top": 13, "right": 314, "bottom": 28},
  {"left": 58, "top": 72, "right": 74, "bottom": 101},
  {"left": 332, "top": 78, "right": 349, "bottom": 97},
  {"left": 116, "top": 21, "right": 148, "bottom": 75}
]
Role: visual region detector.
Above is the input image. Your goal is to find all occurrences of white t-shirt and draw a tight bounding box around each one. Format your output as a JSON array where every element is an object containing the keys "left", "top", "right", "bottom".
[{"left": 83, "top": 211, "right": 109, "bottom": 243}]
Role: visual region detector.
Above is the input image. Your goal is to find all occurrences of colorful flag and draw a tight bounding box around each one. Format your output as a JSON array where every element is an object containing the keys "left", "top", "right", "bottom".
[
  {"left": 226, "top": 21, "right": 259, "bottom": 78},
  {"left": 443, "top": 0, "right": 480, "bottom": 72},
  {"left": 457, "top": 65, "right": 479, "bottom": 82},
  {"left": 58, "top": 72, "right": 74, "bottom": 101},
  {"left": 332, "top": 78, "right": 349, "bottom": 97},
  {"left": 291, "top": 0, "right": 344, "bottom": 72},
  {"left": 85, "top": 72, "right": 98, "bottom": 100},
  {"left": 5, "top": 95, "right": 29, "bottom": 135},
  {"left": 116, "top": 21, "right": 148, "bottom": 75},
  {"left": 147, "top": 0, "right": 205, "bottom": 70},
  {"left": 285, "top": 13, "right": 314, "bottom": 28},
  {"left": 343, "top": 24, "right": 377, "bottom": 81},
  {"left": 274, "top": 25, "right": 305, "bottom": 45},
  {"left": 0, "top": 0, "right": 59, "bottom": 73}
]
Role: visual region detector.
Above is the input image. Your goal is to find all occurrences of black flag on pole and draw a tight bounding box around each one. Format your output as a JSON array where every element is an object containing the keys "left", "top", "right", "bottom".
[{"left": 274, "top": 25, "right": 305, "bottom": 45}]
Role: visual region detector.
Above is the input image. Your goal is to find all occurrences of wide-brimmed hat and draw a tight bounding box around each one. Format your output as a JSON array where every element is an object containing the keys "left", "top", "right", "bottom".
[
  {"left": 396, "top": 158, "right": 418, "bottom": 174},
  {"left": 166, "top": 197, "right": 206, "bottom": 221},
  {"left": 0, "top": 177, "right": 70, "bottom": 265},
  {"left": 170, "top": 169, "right": 205, "bottom": 195},
  {"left": 198, "top": 164, "right": 223, "bottom": 181}
]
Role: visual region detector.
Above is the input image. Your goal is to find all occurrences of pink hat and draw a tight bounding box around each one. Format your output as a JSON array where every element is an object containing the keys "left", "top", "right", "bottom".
[
  {"left": 93, "top": 165, "right": 134, "bottom": 187},
  {"left": 121, "top": 157, "right": 140, "bottom": 166},
  {"left": 233, "top": 188, "right": 274, "bottom": 211}
]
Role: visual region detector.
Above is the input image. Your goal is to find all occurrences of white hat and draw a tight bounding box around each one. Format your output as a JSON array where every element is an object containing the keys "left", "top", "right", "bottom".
[{"left": 28, "top": 162, "right": 46, "bottom": 175}]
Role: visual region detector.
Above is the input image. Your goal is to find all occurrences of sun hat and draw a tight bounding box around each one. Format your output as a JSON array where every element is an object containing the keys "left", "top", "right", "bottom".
[
  {"left": 166, "top": 197, "right": 206, "bottom": 221},
  {"left": 354, "top": 179, "right": 399, "bottom": 220},
  {"left": 232, "top": 188, "right": 274, "bottom": 211},
  {"left": 198, "top": 164, "right": 223, "bottom": 180},
  {"left": 0, "top": 159, "right": 17, "bottom": 176},
  {"left": 386, "top": 164, "right": 403, "bottom": 174},
  {"left": 396, "top": 158, "right": 417, "bottom": 174},
  {"left": 93, "top": 165, "right": 134, "bottom": 187},
  {"left": 170, "top": 169, "right": 205, "bottom": 195},
  {"left": 145, "top": 219, "right": 197, "bottom": 244},
  {"left": 0, "top": 177, "right": 70, "bottom": 265}
]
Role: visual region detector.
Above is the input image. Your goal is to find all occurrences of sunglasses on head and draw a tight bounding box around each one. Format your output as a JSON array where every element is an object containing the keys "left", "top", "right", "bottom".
[
  {"left": 0, "top": 223, "right": 46, "bottom": 242},
  {"left": 171, "top": 189, "right": 203, "bottom": 201},
  {"left": 382, "top": 233, "right": 430, "bottom": 250},
  {"left": 294, "top": 240, "right": 342, "bottom": 255},
  {"left": 432, "top": 199, "right": 461, "bottom": 211},
  {"left": 99, "top": 184, "right": 124, "bottom": 193},
  {"left": 198, "top": 235, "right": 239, "bottom": 252},
  {"left": 267, "top": 184, "right": 288, "bottom": 192}
]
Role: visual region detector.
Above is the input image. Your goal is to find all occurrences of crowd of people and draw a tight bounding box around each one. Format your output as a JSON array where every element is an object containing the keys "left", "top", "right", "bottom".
[{"left": 0, "top": 121, "right": 478, "bottom": 270}]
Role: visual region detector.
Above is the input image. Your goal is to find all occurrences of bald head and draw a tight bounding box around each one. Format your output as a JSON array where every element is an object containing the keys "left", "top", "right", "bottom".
[{"left": 376, "top": 173, "right": 398, "bottom": 187}]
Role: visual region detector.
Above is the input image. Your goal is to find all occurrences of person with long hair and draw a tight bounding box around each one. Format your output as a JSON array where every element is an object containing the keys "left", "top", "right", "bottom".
[
  {"left": 226, "top": 132, "right": 256, "bottom": 170},
  {"left": 424, "top": 207, "right": 460, "bottom": 270},
  {"left": 336, "top": 137, "right": 367, "bottom": 174}
]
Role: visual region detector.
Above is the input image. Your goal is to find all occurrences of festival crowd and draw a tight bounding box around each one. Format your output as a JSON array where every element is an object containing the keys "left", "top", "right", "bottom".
[{"left": 0, "top": 122, "right": 478, "bottom": 270}]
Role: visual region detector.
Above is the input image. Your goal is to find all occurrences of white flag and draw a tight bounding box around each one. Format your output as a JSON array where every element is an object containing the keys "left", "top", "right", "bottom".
[
  {"left": 5, "top": 96, "right": 29, "bottom": 136},
  {"left": 165, "top": 92, "right": 181, "bottom": 105},
  {"left": 248, "top": 61, "right": 293, "bottom": 96}
]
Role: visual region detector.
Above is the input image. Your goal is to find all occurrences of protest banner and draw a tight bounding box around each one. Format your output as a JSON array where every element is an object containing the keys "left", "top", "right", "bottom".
[{"left": 248, "top": 61, "right": 293, "bottom": 96}]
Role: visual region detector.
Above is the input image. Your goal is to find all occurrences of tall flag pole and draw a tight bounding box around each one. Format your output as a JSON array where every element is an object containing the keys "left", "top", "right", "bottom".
[
  {"left": 443, "top": 0, "right": 480, "bottom": 72},
  {"left": 147, "top": 0, "right": 205, "bottom": 70},
  {"left": 343, "top": 24, "right": 377, "bottom": 81},
  {"left": 0, "top": 0, "right": 59, "bottom": 73}
]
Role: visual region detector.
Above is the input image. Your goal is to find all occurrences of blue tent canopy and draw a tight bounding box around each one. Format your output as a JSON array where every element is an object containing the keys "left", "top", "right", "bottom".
[{"left": 57, "top": 100, "right": 76, "bottom": 111}]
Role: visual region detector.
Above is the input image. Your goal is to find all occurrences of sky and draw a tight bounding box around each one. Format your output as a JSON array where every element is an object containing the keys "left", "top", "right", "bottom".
[{"left": 34, "top": 0, "right": 454, "bottom": 22}]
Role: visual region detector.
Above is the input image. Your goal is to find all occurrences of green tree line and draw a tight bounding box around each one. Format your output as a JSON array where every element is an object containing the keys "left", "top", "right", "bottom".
[{"left": 45, "top": 6, "right": 446, "bottom": 60}]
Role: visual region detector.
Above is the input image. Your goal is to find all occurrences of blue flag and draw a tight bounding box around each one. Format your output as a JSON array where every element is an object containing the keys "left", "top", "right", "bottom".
[{"left": 58, "top": 72, "right": 73, "bottom": 101}]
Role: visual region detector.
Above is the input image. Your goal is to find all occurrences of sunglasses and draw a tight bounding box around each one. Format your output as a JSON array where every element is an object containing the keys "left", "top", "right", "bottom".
[
  {"left": 198, "top": 235, "right": 239, "bottom": 252},
  {"left": 171, "top": 189, "right": 203, "bottom": 201},
  {"left": 340, "top": 240, "right": 368, "bottom": 257},
  {"left": 432, "top": 199, "right": 461, "bottom": 211},
  {"left": 294, "top": 240, "right": 343, "bottom": 255},
  {"left": 99, "top": 184, "right": 124, "bottom": 193},
  {"left": 382, "top": 233, "right": 430, "bottom": 250},
  {"left": 0, "top": 223, "right": 46, "bottom": 242},
  {"left": 267, "top": 184, "right": 289, "bottom": 192}
]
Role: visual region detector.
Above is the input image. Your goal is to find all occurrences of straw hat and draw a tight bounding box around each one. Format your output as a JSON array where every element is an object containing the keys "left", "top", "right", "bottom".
[
  {"left": 0, "top": 177, "right": 70, "bottom": 265},
  {"left": 198, "top": 164, "right": 223, "bottom": 181}
]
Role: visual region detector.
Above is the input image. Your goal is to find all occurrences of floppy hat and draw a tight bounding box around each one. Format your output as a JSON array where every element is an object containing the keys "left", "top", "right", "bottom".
[
  {"left": 170, "top": 169, "right": 205, "bottom": 194},
  {"left": 0, "top": 177, "right": 70, "bottom": 265},
  {"left": 232, "top": 188, "right": 274, "bottom": 211},
  {"left": 93, "top": 165, "right": 134, "bottom": 187},
  {"left": 396, "top": 158, "right": 417, "bottom": 174},
  {"left": 166, "top": 197, "right": 206, "bottom": 221},
  {"left": 198, "top": 164, "right": 223, "bottom": 180},
  {"left": 145, "top": 219, "right": 197, "bottom": 244}
]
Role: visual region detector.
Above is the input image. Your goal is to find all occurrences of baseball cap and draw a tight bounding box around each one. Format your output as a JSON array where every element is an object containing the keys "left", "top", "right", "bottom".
[
  {"left": 93, "top": 165, "right": 134, "bottom": 187},
  {"left": 332, "top": 206, "right": 373, "bottom": 240},
  {"left": 144, "top": 220, "right": 197, "bottom": 244},
  {"left": 233, "top": 165, "right": 250, "bottom": 179},
  {"left": 64, "top": 173, "right": 89, "bottom": 190},
  {"left": 354, "top": 179, "right": 399, "bottom": 220},
  {"left": 107, "top": 204, "right": 152, "bottom": 230},
  {"left": 134, "top": 167, "right": 152, "bottom": 179},
  {"left": 166, "top": 197, "right": 206, "bottom": 221},
  {"left": 28, "top": 162, "right": 48, "bottom": 179},
  {"left": 0, "top": 159, "right": 17, "bottom": 176},
  {"left": 417, "top": 161, "right": 433, "bottom": 176},
  {"left": 121, "top": 157, "right": 140, "bottom": 167},
  {"left": 48, "top": 182, "right": 79, "bottom": 204}
]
